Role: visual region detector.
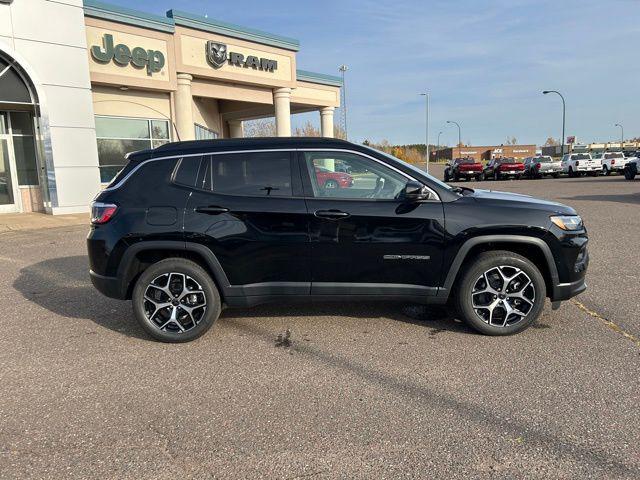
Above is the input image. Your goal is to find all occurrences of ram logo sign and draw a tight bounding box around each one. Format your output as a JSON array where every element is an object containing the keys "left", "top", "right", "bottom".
[{"left": 205, "top": 41, "right": 278, "bottom": 72}]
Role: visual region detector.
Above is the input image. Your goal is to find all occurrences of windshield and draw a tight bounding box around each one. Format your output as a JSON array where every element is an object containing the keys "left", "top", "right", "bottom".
[
  {"left": 362, "top": 145, "right": 455, "bottom": 192},
  {"left": 572, "top": 153, "right": 591, "bottom": 160},
  {"left": 457, "top": 158, "right": 475, "bottom": 164},
  {"left": 604, "top": 152, "right": 624, "bottom": 159},
  {"left": 538, "top": 156, "right": 553, "bottom": 163}
]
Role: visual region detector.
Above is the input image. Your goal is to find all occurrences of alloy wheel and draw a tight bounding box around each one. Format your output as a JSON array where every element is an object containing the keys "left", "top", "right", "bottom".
[
  {"left": 471, "top": 265, "right": 535, "bottom": 327},
  {"left": 143, "top": 272, "right": 207, "bottom": 333}
]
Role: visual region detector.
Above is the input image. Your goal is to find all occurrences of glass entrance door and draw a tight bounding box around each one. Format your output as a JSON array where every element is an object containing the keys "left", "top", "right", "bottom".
[{"left": 0, "top": 112, "right": 21, "bottom": 213}]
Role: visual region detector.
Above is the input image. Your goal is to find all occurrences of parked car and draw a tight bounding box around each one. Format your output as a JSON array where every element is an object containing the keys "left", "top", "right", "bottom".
[
  {"left": 561, "top": 153, "right": 600, "bottom": 177},
  {"left": 595, "top": 151, "right": 629, "bottom": 176},
  {"left": 88, "top": 137, "right": 588, "bottom": 342},
  {"left": 483, "top": 157, "right": 525, "bottom": 180},
  {"left": 523, "top": 156, "right": 562, "bottom": 178},
  {"left": 444, "top": 157, "right": 483, "bottom": 182},
  {"left": 314, "top": 166, "right": 354, "bottom": 189}
]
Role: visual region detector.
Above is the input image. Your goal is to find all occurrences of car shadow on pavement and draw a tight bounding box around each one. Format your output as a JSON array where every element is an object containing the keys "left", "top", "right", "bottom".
[
  {"left": 13, "top": 255, "right": 149, "bottom": 340},
  {"left": 560, "top": 192, "right": 640, "bottom": 205},
  {"left": 13, "top": 255, "right": 473, "bottom": 340}
]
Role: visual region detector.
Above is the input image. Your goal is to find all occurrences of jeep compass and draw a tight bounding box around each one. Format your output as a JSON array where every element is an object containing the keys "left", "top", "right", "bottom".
[{"left": 88, "top": 138, "right": 588, "bottom": 342}]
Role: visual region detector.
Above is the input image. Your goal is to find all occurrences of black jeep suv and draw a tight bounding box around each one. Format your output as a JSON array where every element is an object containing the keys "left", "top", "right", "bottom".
[{"left": 88, "top": 138, "right": 588, "bottom": 342}]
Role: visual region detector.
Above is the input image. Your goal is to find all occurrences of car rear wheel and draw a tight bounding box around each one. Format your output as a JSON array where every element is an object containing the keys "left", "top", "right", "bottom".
[
  {"left": 603, "top": 166, "right": 610, "bottom": 176},
  {"left": 454, "top": 251, "right": 545, "bottom": 336},
  {"left": 324, "top": 179, "right": 339, "bottom": 189},
  {"left": 625, "top": 164, "right": 637, "bottom": 180},
  {"left": 132, "top": 258, "right": 221, "bottom": 343},
  {"left": 568, "top": 167, "right": 575, "bottom": 178}
]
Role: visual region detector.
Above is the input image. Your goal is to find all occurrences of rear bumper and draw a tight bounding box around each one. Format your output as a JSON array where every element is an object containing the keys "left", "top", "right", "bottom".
[{"left": 90, "top": 270, "right": 126, "bottom": 300}]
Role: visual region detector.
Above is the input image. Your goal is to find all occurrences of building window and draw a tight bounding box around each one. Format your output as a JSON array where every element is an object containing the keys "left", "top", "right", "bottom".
[
  {"left": 95, "top": 116, "right": 170, "bottom": 183},
  {"left": 194, "top": 123, "right": 218, "bottom": 140}
]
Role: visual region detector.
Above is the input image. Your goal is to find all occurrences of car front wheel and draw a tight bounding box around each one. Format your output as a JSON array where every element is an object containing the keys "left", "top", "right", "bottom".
[
  {"left": 454, "top": 251, "right": 545, "bottom": 335},
  {"left": 132, "top": 258, "right": 221, "bottom": 343},
  {"left": 624, "top": 164, "right": 637, "bottom": 180}
]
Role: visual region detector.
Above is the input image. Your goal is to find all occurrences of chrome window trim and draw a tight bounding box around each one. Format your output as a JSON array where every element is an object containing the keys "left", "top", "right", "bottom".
[{"left": 103, "top": 147, "right": 441, "bottom": 201}]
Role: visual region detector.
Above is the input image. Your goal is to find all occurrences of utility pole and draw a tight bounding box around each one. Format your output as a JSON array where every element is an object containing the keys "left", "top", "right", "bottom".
[
  {"left": 338, "top": 65, "right": 348, "bottom": 140},
  {"left": 420, "top": 92, "right": 430, "bottom": 173}
]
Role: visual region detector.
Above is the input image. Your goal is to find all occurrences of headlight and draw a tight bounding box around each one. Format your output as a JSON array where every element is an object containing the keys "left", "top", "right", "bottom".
[{"left": 550, "top": 215, "right": 583, "bottom": 231}]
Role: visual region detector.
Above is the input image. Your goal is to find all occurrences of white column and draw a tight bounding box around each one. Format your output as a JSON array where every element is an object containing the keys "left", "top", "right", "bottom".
[
  {"left": 175, "top": 73, "right": 194, "bottom": 141},
  {"left": 273, "top": 87, "right": 291, "bottom": 137},
  {"left": 320, "top": 107, "right": 335, "bottom": 138},
  {"left": 228, "top": 120, "right": 244, "bottom": 138}
]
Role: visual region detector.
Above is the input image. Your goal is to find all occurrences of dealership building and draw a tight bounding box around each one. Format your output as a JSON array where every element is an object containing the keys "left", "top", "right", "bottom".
[
  {"left": 0, "top": 0, "right": 341, "bottom": 214},
  {"left": 433, "top": 144, "right": 537, "bottom": 163}
]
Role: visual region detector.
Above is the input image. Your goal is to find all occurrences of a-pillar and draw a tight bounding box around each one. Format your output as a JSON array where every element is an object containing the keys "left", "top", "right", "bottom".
[
  {"left": 228, "top": 120, "right": 244, "bottom": 138},
  {"left": 320, "top": 107, "right": 335, "bottom": 138},
  {"left": 273, "top": 87, "right": 291, "bottom": 137},
  {"left": 175, "top": 73, "right": 194, "bottom": 141}
]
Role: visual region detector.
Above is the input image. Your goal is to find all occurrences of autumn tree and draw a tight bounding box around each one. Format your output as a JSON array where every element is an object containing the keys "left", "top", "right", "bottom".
[{"left": 544, "top": 137, "right": 559, "bottom": 146}]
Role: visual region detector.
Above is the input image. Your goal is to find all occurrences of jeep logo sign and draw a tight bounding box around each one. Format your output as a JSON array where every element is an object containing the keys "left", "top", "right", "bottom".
[
  {"left": 91, "top": 34, "right": 165, "bottom": 76},
  {"left": 205, "top": 41, "right": 277, "bottom": 72}
]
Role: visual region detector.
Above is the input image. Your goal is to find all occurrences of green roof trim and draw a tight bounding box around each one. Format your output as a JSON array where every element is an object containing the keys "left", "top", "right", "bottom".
[
  {"left": 167, "top": 10, "right": 300, "bottom": 52},
  {"left": 83, "top": 0, "right": 175, "bottom": 33},
  {"left": 296, "top": 70, "right": 343, "bottom": 87}
]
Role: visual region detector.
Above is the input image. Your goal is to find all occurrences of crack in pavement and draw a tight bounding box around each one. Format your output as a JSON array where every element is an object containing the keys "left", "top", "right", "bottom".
[{"left": 572, "top": 299, "right": 640, "bottom": 348}]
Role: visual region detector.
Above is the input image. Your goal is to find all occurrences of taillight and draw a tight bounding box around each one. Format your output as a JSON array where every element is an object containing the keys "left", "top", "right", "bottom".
[
  {"left": 91, "top": 202, "right": 117, "bottom": 224},
  {"left": 536, "top": 163, "right": 541, "bottom": 169},
  {"left": 611, "top": 159, "right": 615, "bottom": 165},
  {"left": 575, "top": 161, "right": 580, "bottom": 166}
]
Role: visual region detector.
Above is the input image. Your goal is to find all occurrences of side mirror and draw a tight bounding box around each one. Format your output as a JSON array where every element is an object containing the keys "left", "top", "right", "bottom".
[{"left": 400, "top": 181, "right": 431, "bottom": 201}]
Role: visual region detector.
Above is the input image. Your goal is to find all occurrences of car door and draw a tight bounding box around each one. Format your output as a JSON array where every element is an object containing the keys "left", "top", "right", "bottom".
[
  {"left": 299, "top": 149, "right": 445, "bottom": 296},
  {"left": 183, "top": 150, "right": 311, "bottom": 296}
]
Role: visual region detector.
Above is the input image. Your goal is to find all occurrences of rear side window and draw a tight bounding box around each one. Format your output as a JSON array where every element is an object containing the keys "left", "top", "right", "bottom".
[
  {"left": 173, "top": 156, "right": 202, "bottom": 187},
  {"left": 198, "top": 151, "right": 293, "bottom": 197}
]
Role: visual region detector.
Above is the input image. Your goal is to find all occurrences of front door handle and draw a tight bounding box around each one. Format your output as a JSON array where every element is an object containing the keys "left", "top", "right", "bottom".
[
  {"left": 195, "top": 205, "right": 230, "bottom": 215},
  {"left": 314, "top": 209, "right": 350, "bottom": 219}
]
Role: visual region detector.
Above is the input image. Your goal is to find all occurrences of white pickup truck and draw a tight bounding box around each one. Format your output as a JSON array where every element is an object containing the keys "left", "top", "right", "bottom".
[
  {"left": 561, "top": 153, "right": 601, "bottom": 177},
  {"left": 594, "top": 151, "right": 630, "bottom": 175}
]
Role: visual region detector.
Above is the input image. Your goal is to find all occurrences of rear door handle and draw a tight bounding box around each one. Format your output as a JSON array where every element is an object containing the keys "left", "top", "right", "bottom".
[
  {"left": 195, "top": 206, "right": 230, "bottom": 215},
  {"left": 314, "top": 209, "right": 350, "bottom": 219}
]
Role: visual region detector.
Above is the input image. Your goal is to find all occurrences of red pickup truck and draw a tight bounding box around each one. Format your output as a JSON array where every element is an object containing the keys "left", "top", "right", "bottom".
[
  {"left": 444, "top": 157, "right": 484, "bottom": 182},
  {"left": 483, "top": 157, "right": 525, "bottom": 180}
]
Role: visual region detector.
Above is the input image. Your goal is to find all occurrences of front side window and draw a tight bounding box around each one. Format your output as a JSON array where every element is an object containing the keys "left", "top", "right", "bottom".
[
  {"left": 303, "top": 151, "right": 407, "bottom": 200},
  {"left": 197, "top": 151, "right": 292, "bottom": 197},
  {"left": 95, "top": 116, "right": 170, "bottom": 183}
]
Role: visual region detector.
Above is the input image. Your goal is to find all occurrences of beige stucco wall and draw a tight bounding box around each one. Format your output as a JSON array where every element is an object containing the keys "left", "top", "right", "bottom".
[
  {"left": 92, "top": 85, "right": 172, "bottom": 119},
  {"left": 292, "top": 81, "right": 340, "bottom": 108},
  {"left": 192, "top": 97, "right": 222, "bottom": 136}
]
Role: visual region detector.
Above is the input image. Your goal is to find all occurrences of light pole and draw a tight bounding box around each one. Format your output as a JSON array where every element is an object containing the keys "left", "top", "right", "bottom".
[
  {"left": 338, "top": 65, "right": 348, "bottom": 140},
  {"left": 420, "top": 92, "right": 430, "bottom": 173},
  {"left": 436, "top": 131, "right": 443, "bottom": 162},
  {"left": 437, "top": 131, "right": 443, "bottom": 147},
  {"left": 615, "top": 123, "right": 624, "bottom": 147},
  {"left": 542, "top": 90, "right": 565, "bottom": 156},
  {"left": 446, "top": 120, "right": 461, "bottom": 150}
]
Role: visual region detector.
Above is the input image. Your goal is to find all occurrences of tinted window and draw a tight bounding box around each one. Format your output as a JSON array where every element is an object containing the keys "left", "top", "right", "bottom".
[
  {"left": 173, "top": 156, "right": 201, "bottom": 187},
  {"left": 303, "top": 151, "right": 407, "bottom": 200},
  {"left": 604, "top": 152, "right": 623, "bottom": 159},
  {"left": 199, "top": 151, "right": 293, "bottom": 197},
  {"left": 572, "top": 154, "right": 591, "bottom": 160}
]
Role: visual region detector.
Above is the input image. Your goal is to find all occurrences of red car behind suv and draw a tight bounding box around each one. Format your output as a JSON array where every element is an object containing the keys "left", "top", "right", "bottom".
[{"left": 315, "top": 166, "right": 354, "bottom": 189}]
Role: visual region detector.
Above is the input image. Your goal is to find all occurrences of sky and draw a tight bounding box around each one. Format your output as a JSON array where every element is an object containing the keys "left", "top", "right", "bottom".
[{"left": 106, "top": 0, "right": 640, "bottom": 146}]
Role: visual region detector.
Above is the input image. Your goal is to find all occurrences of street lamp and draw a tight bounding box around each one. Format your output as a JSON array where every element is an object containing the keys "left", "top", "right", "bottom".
[
  {"left": 437, "top": 131, "right": 443, "bottom": 147},
  {"left": 615, "top": 123, "right": 624, "bottom": 147},
  {"left": 446, "top": 120, "right": 461, "bottom": 147},
  {"left": 542, "top": 90, "right": 565, "bottom": 156},
  {"left": 419, "top": 92, "right": 430, "bottom": 173},
  {"left": 338, "top": 65, "right": 348, "bottom": 140}
]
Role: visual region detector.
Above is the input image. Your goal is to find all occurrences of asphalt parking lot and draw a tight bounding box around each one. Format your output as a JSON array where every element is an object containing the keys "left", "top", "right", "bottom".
[{"left": 1, "top": 171, "right": 638, "bottom": 479}]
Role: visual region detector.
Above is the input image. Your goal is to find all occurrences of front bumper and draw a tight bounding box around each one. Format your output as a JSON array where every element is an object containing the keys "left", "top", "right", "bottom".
[{"left": 553, "top": 278, "right": 587, "bottom": 301}]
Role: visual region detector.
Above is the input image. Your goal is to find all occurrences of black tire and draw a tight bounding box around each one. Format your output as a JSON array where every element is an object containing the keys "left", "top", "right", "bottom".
[
  {"left": 479, "top": 172, "right": 486, "bottom": 181},
  {"left": 132, "top": 258, "right": 221, "bottom": 343},
  {"left": 568, "top": 167, "right": 575, "bottom": 178},
  {"left": 444, "top": 170, "right": 450, "bottom": 182},
  {"left": 324, "top": 179, "right": 339, "bottom": 189},
  {"left": 475, "top": 175, "right": 481, "bottom": 181},
  {"left": 453, "top": 172, "right": 460, "bottom": 182},
  {"left": 625, "top": 164, "right": 637, "bottom": 180},
  {"left": 454, "top": 250, "right": 546, "bottom": 336},
  {"left": 603, "top": 166, "right": 610, "bottom": 176},
  {"left": 552, "top": 173, "right": 559, "bottom": 178},
  {"left": 493, "top": 171, "right": 500, "bottom": 181}
]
